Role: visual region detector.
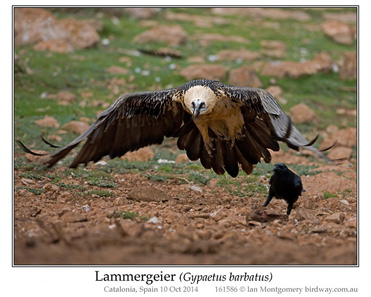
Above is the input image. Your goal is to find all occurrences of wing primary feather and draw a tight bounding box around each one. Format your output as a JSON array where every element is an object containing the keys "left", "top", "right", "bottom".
[
  {"left": 211, "top": 138, "right": 225, "bottom": 175},
  {"left": 41, "top": 136, "right": 61, "bottom": 148},
  {"left": 186, "top": 130, "right": 202, "bottom": 161},
  {"left": 200, "top": 147, "right": 212, "bottom": 169},
  {"left": 283, "top": 116, "right": 292, "bottom": 139},
  {"left": 17, "top": 141, "right": 48, "bottom": 156},
  {"left": 235, "top": 145, "right": 253, "bottom": 174},
  {"left": 223, "top": 142, "right": 239, "bottom": 177}
]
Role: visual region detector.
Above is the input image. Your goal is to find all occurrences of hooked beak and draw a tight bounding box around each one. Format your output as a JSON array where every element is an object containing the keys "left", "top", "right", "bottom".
[{"left": 191, "top": 100, "right": 205, "bottom": 118}]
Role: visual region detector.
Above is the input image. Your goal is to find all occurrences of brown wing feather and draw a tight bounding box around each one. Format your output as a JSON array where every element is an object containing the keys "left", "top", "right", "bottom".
[
  {"left": 223, "top": 84, "right": 330, "bottom": 161},
  {"left": 47, "top": 89, "right": 184, "bottom": 168}
]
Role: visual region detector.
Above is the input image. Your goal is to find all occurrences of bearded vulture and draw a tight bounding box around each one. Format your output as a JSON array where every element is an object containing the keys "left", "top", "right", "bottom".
[{"left": 19, "top": 79, "right": 331, "bottom": 177}]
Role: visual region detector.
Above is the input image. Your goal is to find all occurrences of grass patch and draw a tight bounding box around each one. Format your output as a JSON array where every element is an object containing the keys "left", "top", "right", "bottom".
[
  {"left": 57, "top": 182, "right": 86, "bottom": 192},
  {"left": 323, "top": 191, "right": 338, "bottom": 199},
  {"left": 19, "top": 172, "right": 45, "bottom": 180},
  {"left": 15, "top": 186, "right": 45, "bottom": 195},
  {"left": 216, "top": 174, "right": 267, "bottom": 197},
  {"left": 114, "top": 210, "right": 149, "bottom": 221}
]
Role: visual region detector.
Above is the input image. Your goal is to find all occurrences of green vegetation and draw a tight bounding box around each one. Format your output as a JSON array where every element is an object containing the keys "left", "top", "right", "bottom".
[
  {"left": 323, "top": 191, "right": 338, "bottom": 199},
  {"left": 114, "top": 210, "right": 149, "bottom": 221}
]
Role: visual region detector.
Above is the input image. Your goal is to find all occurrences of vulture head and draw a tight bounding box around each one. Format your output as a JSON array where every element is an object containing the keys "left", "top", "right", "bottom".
[{"left": 183, "top": 85, "right": 216, "bottom": 117}]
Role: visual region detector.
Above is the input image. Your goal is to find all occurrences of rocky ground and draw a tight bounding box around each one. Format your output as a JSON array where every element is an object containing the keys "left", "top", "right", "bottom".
[{"left": 14, "top": 147, "right": 357, "bottom": 265}]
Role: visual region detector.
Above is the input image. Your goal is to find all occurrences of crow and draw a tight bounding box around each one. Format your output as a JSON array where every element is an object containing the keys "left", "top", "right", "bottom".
[{"left": 263, "top": 163, "right": 304, "bottom": 218}]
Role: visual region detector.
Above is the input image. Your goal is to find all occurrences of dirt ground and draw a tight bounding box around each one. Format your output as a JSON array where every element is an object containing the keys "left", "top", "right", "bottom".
[{"left": 14, "top": 150, "right": 357, "bottom": 265}]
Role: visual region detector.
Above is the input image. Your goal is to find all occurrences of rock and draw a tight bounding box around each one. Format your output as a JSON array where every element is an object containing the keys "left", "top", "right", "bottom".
[
  {"left": 15, "top": 8, "right": 100, "bottom": 52},
  {"left": 266, "top": 85, "right": 282, "bottom": 97},
  {"left": 340, "top": 199, "right": 350, "bottom": 206},
  {"left": 165, "top": 12, "right": 229, "bottom": 28},
  {"left": 211, "top": 8, "right": 311, "bottom": 21},
  {"left": 62, "top": 121, "right": 90, "bottom": 135},
  {"left": 327, "top": 147, "right": 353, "bottom": 160},
  {"left": 180, "top": 64, "right": 227, "bottom": 81},
  {"left": 25, "top": 150, "right": 49, "bottom": 163},
  {"left": 261, "top": 40, "right": 287, "bottom": 51},
  {"left": 261, "top": 40, "right": 287, "bottom": 58},
  {"left": 193, "top": 33, "right": 250, "bottom": 46},
  {"left": 17, "top": 189, "right": 31, "bottom": 196},
  {"left": 270, "top": 149, "right": 310, "bottom": 165},
  {"left": 188, "top": 56, "right": 205, "bottom": 63},
  {"left": 56, "top": 91, "right": 76, "bottom": 105},
  {"left": 228, "top": 66, "right": 262, "bottom": 87},
  {"left": 35, "top": 115, "right": 60, "bottom": 128},
  {"left": 246, "top": 208, "right": 287, "bottom": 223},
  {"left": 261, "top": 49, "right": 287, "bottom": 58},
  {"left": 339, "top": 52, "right": 357, "bottom": 80},
  {"left": 42, "top": 183, "right": 59, "bottom": 193},
  {"left": 61, "top": 212, "right": 88, "bottom": 223},
  {"left": 218, "top": 215, "right": 246, "bottom": 228},
  {"left": 14, "top": 8, "right": 55, "bottom": 45},
  {"left": 290, "top": 103, "right": 317, "bottom": 124},
  {"left": 216, "top": 49, "right": 260, "bottom": 62},
  {"left": 147, "top": 216, "right": 161, "bottom": 224},
  {"left": 261, "top": 52, "right": 333, "bottom": 78},
  {"left": 133, "top": 25, "right": 187, "bottom": 46},
  {"left": 266, "top": 86, "right": 287, "bottom": 104},
  {"left": 34, "top": 40, "right": 73, "bottom": 53},
  {"left": 125, "top": 8, "right": 158, "bottom": 19},
  {"left": 326, "top": 125, "right": 339, "bottom": 134},
  {"left": 175, "top": 154, "right": 190, "bottom": 163},
  {"left": 188, "top": 185, "right": 203, "bottom": 192},
  {"left": 294, "top": 208, "right": 317, "bottom": 222},
  {"left": 321, "top": 21, "right": 355, "bottom": 45},
  {"left": 127, "top": 185, "right": 168, "bottom": 202},
  {"left": 344, "top": 217, "right": 357, "bottom": 228},
  {"left": 301, "top": 172, "right": 356, "bottom": 199},
  {"left": 323, "top": 12, "right": 357, "bottom": 24},
  {"left": 336, "top": 108, "right": 356, "bottom": 116},
  {"left": 325, "top": 212, "right": 345, "bottom": 224},
  {"left": 105, "top": 66, "right": 129, "bottom": 75},
  {"left": 320, "top": 127, "right": 357, "bottom": 149},
  {"left": 121, "top": 147, "right": 154, "bottom": 162}
]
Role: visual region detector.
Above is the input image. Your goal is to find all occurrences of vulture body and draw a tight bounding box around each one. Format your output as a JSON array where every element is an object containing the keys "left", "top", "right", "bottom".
[{"left": 21, "top": 79, "right": 328, "bottom": 177}]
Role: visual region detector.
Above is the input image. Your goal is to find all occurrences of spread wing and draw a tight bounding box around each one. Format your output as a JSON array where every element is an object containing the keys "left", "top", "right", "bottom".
[
  {"left": 46, "top": 89, "right": 184, "bottom": 168},
  {"left": 223, "top": 85, "right": 329, "bottom": 159}
]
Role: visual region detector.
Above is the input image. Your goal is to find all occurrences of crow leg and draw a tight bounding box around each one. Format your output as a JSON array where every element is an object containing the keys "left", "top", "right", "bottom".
[
  {"left": 262, "top": 193, "right": 273, "bottom": 207},
  {"left": 286, "top": 202, "right": 294, "bottom": 216}
]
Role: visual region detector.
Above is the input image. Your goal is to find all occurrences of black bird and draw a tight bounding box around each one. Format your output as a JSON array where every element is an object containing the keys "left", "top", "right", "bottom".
[{"left": 263, "top": 163, "right": 304, "bottom": 217}]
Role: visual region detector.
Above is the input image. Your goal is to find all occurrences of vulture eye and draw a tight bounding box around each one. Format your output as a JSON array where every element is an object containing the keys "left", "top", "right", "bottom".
[
  {"left": 200, "top": 102, "right": 206, "bottom": 108},
  {"left": 191, "top": 102, "right": 196, "bottom": 109}
]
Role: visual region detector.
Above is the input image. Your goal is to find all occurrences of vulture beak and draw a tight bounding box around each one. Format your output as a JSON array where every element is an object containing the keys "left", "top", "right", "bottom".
[{"left": 191, "top": 99, "right": 206, "bottom": 117}]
